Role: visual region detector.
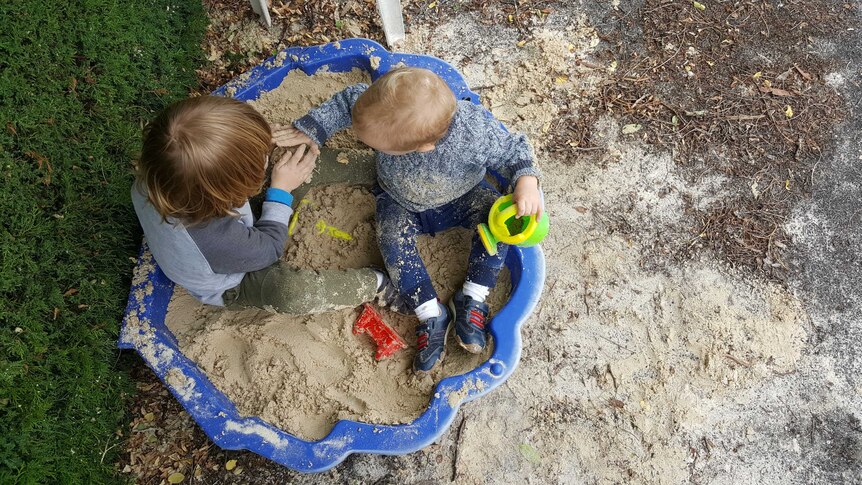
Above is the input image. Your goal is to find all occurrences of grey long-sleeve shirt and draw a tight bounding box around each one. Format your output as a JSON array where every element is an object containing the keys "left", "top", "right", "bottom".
[
  {"left": 294, "top": 84, "right": 541, "bottom": 213},
  {"left": 131, "top": 184, "right": 293, "bottom": 306}
]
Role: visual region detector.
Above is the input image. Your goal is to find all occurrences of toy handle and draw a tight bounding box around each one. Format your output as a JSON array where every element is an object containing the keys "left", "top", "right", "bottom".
[{"left": 497, "top": 205, "right": 538, "bottom": 245}]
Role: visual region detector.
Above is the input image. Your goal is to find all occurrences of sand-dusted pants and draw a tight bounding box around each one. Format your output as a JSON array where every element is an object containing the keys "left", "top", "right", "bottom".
[
  {"left": 223, "top": 263, "right": 379, "bottom": 314},
  {"left": 375, "top": 181, "right": 508, "bottom": 311}
]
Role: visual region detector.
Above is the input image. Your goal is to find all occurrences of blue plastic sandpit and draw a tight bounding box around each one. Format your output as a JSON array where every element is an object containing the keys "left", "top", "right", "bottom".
[{"left": 118, "top": 38, "right": 546, "bottom": 472}]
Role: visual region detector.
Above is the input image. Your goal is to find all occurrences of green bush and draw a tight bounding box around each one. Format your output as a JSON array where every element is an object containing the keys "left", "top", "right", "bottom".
[{"left": 0, "top": 0, "right": 206, "bottom": 482}]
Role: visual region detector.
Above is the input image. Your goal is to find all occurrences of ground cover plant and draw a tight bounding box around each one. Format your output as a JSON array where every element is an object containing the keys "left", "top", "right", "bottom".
[{"left": 0, "top": 0, "right": 206, "bottom": 482}]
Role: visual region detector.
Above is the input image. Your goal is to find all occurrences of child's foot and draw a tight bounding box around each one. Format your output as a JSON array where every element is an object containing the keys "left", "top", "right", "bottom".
[
  {"left": 374, "top": 270, "right": 410, "bottom": 315},
  {"left": 412, "top": 303, "right": 452, "bottom": 374},
  {"left": 450, "top": 290, "right": 490, "bottom": 354}
]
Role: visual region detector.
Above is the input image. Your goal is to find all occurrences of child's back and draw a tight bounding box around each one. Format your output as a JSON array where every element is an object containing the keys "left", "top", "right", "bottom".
[{"left": 133, "top": 96, "right": 280, "bottom": 305}]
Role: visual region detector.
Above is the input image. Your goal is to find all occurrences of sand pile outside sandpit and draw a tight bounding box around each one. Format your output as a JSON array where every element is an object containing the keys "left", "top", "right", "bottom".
[
  {"left": 400, "top": 14, "right": 810, "bottom": 483},
  {"left": 164, "top": 69, "right": 510, "bottom": 441}
]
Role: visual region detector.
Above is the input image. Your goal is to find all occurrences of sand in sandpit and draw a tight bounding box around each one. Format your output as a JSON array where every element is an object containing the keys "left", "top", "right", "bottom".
[
  {"left": 166, "top": 185, "right": 508, "bottom": 441},
  {"left": 248, "top": 67, "right": 371, "bottom": 150},
  {"left": 164, "top": 70, "right": 510, "bottom": 441}
]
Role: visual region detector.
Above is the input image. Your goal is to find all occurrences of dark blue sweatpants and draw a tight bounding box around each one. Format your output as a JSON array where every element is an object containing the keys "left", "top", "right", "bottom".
[{"left": 375, "top": 181, "right": 508, "bottom": 311}]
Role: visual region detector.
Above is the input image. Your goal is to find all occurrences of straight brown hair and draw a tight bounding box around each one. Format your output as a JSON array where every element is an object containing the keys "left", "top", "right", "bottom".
[{"left": 137, "top": 96, "right": 271, "bottom": 225}]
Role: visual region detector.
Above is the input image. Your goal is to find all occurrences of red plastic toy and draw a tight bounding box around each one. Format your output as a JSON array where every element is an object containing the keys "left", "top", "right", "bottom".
[{"left": 353, "top": 303, "right": 407, "bottom": 360}]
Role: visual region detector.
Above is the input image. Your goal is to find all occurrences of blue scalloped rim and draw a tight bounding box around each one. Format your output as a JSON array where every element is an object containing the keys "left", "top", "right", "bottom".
[{"left": 119, "top": 38, "right": 546, "bottom": 472}]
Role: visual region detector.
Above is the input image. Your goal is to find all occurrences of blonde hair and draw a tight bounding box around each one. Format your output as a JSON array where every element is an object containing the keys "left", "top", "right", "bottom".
[
  {"left": 137, "top": 96, "right": 271, "bottom": 225},
  {"left": 352, "top": 67, "right": 456, "bottom": 152}
]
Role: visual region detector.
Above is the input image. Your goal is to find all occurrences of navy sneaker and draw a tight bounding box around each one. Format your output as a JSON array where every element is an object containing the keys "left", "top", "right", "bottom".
[
  {"left": 413, "top": 303, "right": 452, "bottom": 374},
  {"left": 374, "top": 270, "right": 411, "bottom": 315},
  {"left": 450, "top": 290, "right": 490, "bottom": 354}
]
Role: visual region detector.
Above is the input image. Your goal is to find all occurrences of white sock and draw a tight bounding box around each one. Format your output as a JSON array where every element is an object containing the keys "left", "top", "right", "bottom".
[
  {"left": 373, "top": 270, "right": 385, "bottom": 291},
  {"left": 462, "top": 281, "right": 490, "bottom": 303},
  {"left": 415, "top": 299, "right": 441, "bottom": 321}
]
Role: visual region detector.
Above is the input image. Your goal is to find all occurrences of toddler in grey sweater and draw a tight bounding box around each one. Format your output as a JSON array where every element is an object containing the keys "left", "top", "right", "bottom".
[{"left": 281, "top": 67, "right": 543, "bottom": 373}]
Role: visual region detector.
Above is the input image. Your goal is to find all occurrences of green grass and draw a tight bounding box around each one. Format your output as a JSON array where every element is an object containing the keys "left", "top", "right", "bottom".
[{"left": 0, "top": 1, "right": 206, "bottom": 482}]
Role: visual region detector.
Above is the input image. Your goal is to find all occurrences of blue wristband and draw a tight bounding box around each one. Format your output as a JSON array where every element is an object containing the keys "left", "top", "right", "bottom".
[{"left": 265, "top": 187, "right": 294, "bottom": 207}]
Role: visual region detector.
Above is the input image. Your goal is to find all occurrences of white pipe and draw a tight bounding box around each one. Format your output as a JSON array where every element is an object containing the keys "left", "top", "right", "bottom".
[
  {"left": 249, "top": 0, "right": 272, "bottom": 28},
  {"left": 375, "top": 0, "right": 405, "bottom": 47}
]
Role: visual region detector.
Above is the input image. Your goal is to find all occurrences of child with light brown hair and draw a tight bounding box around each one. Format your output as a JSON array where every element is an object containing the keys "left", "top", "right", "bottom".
[
  {"left": 281, "top": 67, "right": 543, "bottom": 374},
  {"left": 132, "top": 95, "right": 406, "bottom": 314}
]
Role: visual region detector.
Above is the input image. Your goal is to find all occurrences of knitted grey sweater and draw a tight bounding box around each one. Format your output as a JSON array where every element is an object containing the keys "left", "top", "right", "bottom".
[{"left": 294, "top": 84, "right": 540, "bottom": 212}]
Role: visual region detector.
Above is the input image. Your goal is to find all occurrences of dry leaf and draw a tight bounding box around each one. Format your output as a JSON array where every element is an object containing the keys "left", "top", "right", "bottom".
[
  {"left": 609, "top": 398, "right": 625, "bottom": 409},
  {"left": 167, "top": 472, "right": 184, "bottom": 484},
  {"left": 622, "top": 124, "right": 643, "bottom": 134},
  {"left": 63, "top": 288, "right": 78, "bottom": 297},
  {"left": 225, "top": 459, "right": 237, "bottom": 471},
  {"left": 692, "top": 1, "right": 706, "bottom": 10},
  {"left": 784, "top": 105, "right": 794, "bottom": 118},
  {"left": 759, "top": 86, "right": 793, "bottom": 97},
  {"left": 341, "top": 19, "right": 362, "bottom": 37},
  {"left": 794, "top": 64, "right": 812, "bottom": 80},
  {"left": 574, "top": 206, "right": 589, "bottom": 213},
  {"left": 518, "top": 443, "right": 541, "bottom": 464}
]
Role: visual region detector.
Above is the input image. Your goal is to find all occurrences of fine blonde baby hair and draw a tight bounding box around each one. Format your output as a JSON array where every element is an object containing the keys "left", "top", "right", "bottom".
[{"left": 352, "top": 67, "right": 457, "bottom": 152}]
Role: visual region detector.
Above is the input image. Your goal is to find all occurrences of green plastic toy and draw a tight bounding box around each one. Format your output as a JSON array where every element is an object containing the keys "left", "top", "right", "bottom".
[{"left": 478, "top": 194, "right": 550, "bottom": 255}]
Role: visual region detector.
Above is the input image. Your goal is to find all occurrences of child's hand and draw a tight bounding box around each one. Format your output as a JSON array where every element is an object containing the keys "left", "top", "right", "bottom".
[
  {"left": 271, "top": 144, "right": 317, "bottom": 193},
  {"left": 272, "top": 124, "right": 320, "bottom": 152},
  {"left": 513, "top": 176, "right": 543, "bottom": 220}
]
